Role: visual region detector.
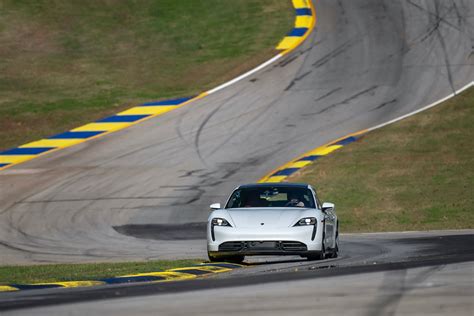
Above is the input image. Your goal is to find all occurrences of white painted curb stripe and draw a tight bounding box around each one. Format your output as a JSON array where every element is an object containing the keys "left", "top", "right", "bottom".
[
  {"left": 259, "top": 80, "right": 474, "bottom": 183},
  {"left": 367, "top": 81, "right": 474, "bottom": 132},
  {"left": 206, "top": 54, "right": 284, "bottom": 95}
]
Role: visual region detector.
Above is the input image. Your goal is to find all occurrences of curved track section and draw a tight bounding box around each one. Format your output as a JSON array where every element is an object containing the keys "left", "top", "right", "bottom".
[
  {"left": 0, "top": 0, "right": 473, "bottom": 264},
  {"left": 0, "top": 230, "right": 473, "bottom": 312}
]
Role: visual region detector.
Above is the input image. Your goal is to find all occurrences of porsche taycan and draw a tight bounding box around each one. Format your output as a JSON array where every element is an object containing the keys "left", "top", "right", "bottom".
[{"left": 207, "top": 183, "right": 339, "bottom": 263}]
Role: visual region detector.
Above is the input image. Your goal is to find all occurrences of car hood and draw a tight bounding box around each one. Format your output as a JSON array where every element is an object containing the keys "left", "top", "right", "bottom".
[{"left": 226, "top": 208, "right": 315, "bottom": 228}]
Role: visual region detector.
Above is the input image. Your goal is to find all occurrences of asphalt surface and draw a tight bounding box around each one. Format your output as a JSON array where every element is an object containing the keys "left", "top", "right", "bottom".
[
  {"left": 9, "top": 262, "right": 471, "bottom": 316},
  {"left": 1, "top": 230, "right": 473, "bottom": 313},
  {"left": 1, "top": 0, "right": 473, "bottom": 265},
  {"left": 0, "top": 1, "right": 474, "bottom": 314}
]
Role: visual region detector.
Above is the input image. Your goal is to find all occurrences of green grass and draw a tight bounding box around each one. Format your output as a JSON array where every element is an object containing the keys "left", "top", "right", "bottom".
[
  {"left": 0, "top": 259, "right": 201, "bottom": 284},
  {"left": 289, "top": 87, "right": 474, "bottom": 233},
  {"left": 0, "top": 0, "right": 293, "bottom": 150}
]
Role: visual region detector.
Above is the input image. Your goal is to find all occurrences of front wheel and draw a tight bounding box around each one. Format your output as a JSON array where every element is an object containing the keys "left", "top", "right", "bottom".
[
  {"left": 306, "top": 239, "right": 326, "bottom": 261},
  {"left": 328, "top": 229, "right": 340, "bottom": 258},
  {"left": 328, "top": 240, "right": 339, "bottom": 258},
  {"left": 208, "top": 252, "right": 220, "bottom": 262}
]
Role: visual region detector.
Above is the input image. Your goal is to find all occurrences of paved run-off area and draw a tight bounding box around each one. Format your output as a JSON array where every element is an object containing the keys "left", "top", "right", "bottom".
[
  {"left": 287, "top": 86, "right": 474, "bottom": 233},
  {"left": 5, "top": 262, "right": 472, "bottom": 316},
  {"left": 0, "top": 0, "right": 294, "bottom": 152},
  {"left": 0, "top": 0, "right": 313, "bottom": 171},
  {"left": 0, "top": 0, "right": 473, "bottom": 314},
  {"left": 0, "top": 0, "right": 473, "bottom": 265},
  {"left": 0, "top": 230, "right": 472, "bottom": 313}
]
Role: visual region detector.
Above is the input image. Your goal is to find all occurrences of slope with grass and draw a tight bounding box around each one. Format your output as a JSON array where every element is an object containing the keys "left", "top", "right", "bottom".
[
  {"left": 289, "top": 88, "right": 474, "bottom": 232},
  {"left": 0, "top": 0, "right": 293, "bottom": 151}
]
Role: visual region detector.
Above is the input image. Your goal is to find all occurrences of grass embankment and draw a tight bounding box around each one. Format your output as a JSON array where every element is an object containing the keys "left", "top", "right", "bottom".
[
  {"left": 0, "top": 0, "right": 293, "bottom": 151},
  {"left": 290, "top": 88, "right": 474, "bottom": 233},
  {"left": 0, "top": 259, "right": 200, "bottom": 285}
]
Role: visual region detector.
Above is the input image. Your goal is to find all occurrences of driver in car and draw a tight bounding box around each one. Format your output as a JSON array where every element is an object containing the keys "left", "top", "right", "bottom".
[
  {"left": 244, "top": 191, "right": 269, "bottom": 207},
  {"left": 285, "top": 192, "right": 305, "bottom": 207}
]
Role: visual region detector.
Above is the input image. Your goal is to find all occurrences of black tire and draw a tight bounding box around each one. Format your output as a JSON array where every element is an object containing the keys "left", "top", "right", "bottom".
[
  {"left": 332, "top": 234, "right": 339, "bottom": 258},
  {"left": 320, "top": 230, "right": 327, "bottom": 259},
  {"left": 329, "top": 225, "right": 339, "bottom": 258},
  {"left": 329, "top": 241, "right": 339, "bottom": 258},
  {"left": 208, "top": 252, "right": 220, "bottom": 262},
  {"left": 306, "top": 252, "right": 323, "bottom": 261},
  {"left": 307, "top": 238, "right": 326, "bottom": 261},
  {"left": 319, "top": 240, "right": 326, "bottom": 260}
]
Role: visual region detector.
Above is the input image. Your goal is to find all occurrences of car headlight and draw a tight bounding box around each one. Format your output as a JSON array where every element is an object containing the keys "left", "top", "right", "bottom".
[
  {"left": 293, "top": 217, "right": 316, "bottom": 226},
  {"left": 210, "top": 218, "right": 232, "bottom": 242},
  {"left": 211, "top": 218, "right": 232, "bottom": 227},
  {"left": 294, "top": 217, "right": 318, "bottom": 241}
]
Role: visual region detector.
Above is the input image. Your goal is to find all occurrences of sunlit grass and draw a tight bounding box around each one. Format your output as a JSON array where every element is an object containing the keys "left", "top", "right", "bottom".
[
  {"left": 0, "top": 0, "right": 293, "bottom": 150},
  {"left": 290, "top": 88, "right": 474, "bottom": 232},
  {"left": 0, "top": 259, "right": 202, "bottom": 284}
]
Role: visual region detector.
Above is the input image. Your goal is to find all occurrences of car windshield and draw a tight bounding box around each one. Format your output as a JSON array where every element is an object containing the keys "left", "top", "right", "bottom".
[{"left": 225, "top": 186, "right": 315, "bottom": 209}]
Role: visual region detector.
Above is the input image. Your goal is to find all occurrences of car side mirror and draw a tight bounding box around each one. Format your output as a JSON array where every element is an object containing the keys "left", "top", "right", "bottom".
[
  {"left": 210, "top": 203, "right": 221, "bottom": 210},
  {"left": 322, "top": 202, "right": 335, "bottom": 212}
]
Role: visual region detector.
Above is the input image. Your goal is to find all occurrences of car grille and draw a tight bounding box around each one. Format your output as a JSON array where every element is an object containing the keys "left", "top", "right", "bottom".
[
  {"left": 218, "top": 241, "right": 307, "bottom": 252},
  {"left": 280, "top": 241, "right": 307, "bottom": 251},
  {"left": 219, "top": 241, "right": 243, "bottom": 252}
]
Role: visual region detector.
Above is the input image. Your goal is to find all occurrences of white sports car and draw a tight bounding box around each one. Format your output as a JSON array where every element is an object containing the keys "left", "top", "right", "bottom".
[{"left": 207, "top": 183, "right": 339, "bottom": 263}]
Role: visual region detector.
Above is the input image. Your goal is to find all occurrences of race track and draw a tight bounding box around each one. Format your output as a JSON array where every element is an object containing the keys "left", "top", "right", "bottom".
[
  {"left": 1, "top": 230, "right": 473, "bottom": 312},
  {"left": 10, "top": 262, "right": 471, "bottom": 315},
  {"left": 0, "top": 0, "right": 473, "bottom": 268}
]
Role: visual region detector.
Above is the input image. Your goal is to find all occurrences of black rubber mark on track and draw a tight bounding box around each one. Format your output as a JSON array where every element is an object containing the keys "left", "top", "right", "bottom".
[
  {"left": 311, "top": 40, "right": 356, "bottom": 68},
  {"left": 113, "top": 223, "right": 206, "bottom": 240},
  {"left": 315, "top": 85, "right": 378, "bottom": 114},
  {"left": 371, "top": 99, "right": 397, "bottom": 111},
  {"left": 314, "top": 87, "right": 343, "bottom": 103},
  {"left": 367, "top": 265, "right": 441, "bottom": 316},
  {"left": 285, "top": 70, "right": 312, "bottom": 91}
]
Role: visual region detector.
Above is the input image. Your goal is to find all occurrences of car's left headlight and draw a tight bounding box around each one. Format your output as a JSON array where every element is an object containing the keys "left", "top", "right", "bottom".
[
  {"left": 210, "top": 218, "right": 232, "bottom": 242},
  {"left": 293, "top": 217, "right": 316, "bottom": 226},
  {"left": 294, "top": 217, "right": 317, "bottom": 241},
  {"left": 211, "top": 218, "right": 232, "bottom": 227}
]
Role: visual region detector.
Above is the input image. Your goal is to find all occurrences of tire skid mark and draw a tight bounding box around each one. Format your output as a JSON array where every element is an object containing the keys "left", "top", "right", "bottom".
[
  {"left": 311, "top": 39, "right": 358, "bottom": 69},
  {"left": 313, "top": 87, "right": 343, "bottom": 103},
  {"left": 314, "top": 85, "right": 378, "bottom": 115},
  {"left": 370, "top": 99, "right": 398, "bottom": 112},
  {"left": 433, "top": 1, "right": 457, "bottom": 94},
  {"left": 259, "top": 80, "right": 474, "bottom": 184},
  {"left": 366, "top": 265, "right": 443, "bottom": 316}
]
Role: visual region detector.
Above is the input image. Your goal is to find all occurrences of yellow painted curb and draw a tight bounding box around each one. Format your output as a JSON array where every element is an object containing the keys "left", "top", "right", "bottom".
[
  {"left": 259, "top": 130, "right": 367, "bottom": 183},
  {"left": 276, "top": 0, "right": 316, "bottom": 53},
  {"left": 0, "top": 285, "right": 19, "bottom": 292},
  {"left": 0, "top": 263, "right": 243, "bottom": 292},
  {"left": 0, "top": 2, "right": 316, "bottom": 172}
]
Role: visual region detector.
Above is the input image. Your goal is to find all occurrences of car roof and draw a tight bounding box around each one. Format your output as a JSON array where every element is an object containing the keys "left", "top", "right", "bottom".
[{"left": 238, "top": 183, "right": 310, "bottom": 189}]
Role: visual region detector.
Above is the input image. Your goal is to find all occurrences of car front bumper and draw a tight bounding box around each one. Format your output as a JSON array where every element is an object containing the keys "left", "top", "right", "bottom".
[{"left": 207, "top": 225, "right": 323, "bottom": 255}]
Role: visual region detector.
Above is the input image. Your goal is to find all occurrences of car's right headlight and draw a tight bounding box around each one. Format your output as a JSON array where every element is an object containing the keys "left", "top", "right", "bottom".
[
  {"left": 210, "top": 218, "right": 232, "bottom": 242},
  {"left": 293, "top": 217, "right": 317, "bottom": 241},
  {"left": 211, "top": 218, "right": 232, "bottom": 227},
  {"left": 293, "top": 217, "right": 316, "bottom": 226}
]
